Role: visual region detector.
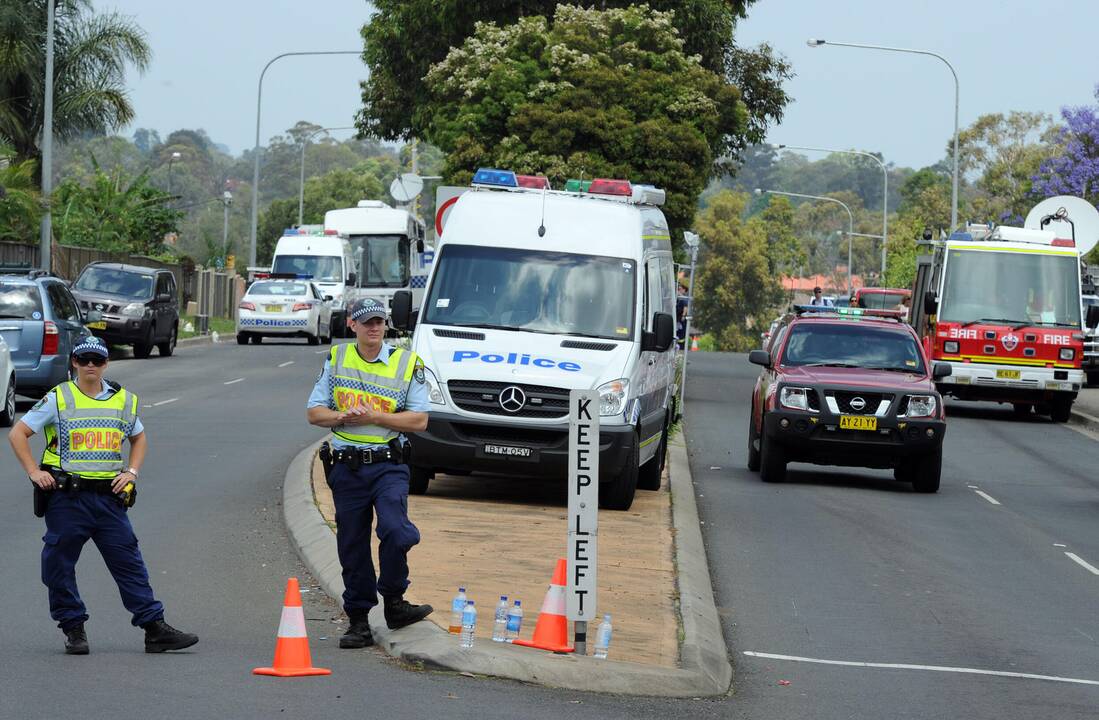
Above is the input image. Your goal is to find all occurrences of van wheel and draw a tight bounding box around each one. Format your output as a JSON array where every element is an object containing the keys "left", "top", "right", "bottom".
[
  {"left": 600, "top": 437, "right": 638, "bottom": 510},
  {"left": 409, "top": 466, "right": 431, "bottom": 495},
  {"left": 759, "top": 432, "right": 786, "bottom": 483},
  {"left": 911, "top": 446, "right": 942, "bottom": 493},
  {"left": 637, "top": 424, "right": 667, "bottom": 491},
  {"left": 0, "top": 374, "right": 15, "bottom": 427},
  {"left": 236, "top": 332, "right": 249, "bottom": 345},
  {"left": 157, "top": 324, "right": 177, "bottom": 357},
  {"left": 746, "top": 413, "right": 761, "bottom": 471}
]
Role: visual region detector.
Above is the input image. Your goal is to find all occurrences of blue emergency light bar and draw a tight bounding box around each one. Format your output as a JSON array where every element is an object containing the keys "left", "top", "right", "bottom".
[{"left": 472, "top": 168, "right": 519, "bottom": 188}]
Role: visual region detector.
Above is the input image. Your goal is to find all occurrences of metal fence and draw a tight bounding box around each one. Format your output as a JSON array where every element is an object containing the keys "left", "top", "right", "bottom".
[{"left": 191, "top": 267, "right": 240, "bottom": 320}]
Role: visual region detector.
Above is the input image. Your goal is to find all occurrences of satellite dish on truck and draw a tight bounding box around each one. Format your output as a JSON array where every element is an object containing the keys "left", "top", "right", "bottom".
[
  {"left": 389, "top": 173, "right": 424, "bottom": 204},
  {"left": 1025, "top": 195, "right": 1099, "bottom": 255}
]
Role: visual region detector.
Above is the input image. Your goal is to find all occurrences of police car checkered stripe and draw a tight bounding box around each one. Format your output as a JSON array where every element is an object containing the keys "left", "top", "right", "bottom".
[
  {"left": 239, "top": 318, "right": 308, "bottom": 327},
  {"left": 67, "top": 451, "right": 123, "bottom": 462}
]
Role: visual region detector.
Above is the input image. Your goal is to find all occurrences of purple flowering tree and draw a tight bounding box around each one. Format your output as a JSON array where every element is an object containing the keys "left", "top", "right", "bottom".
[{"left": 1032, "top": 84, "right": 1099, "bottom": 201}]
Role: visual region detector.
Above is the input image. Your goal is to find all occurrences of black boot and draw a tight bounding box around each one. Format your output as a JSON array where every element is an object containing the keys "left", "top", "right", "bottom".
[
  {"left": 64, "top": 624, "right": 89, "bottom": 655},
  {"left": 142, "top": 619, "right": 199, "bottom": 653},
  {"left": 339, "top": 610, "right": 373, "bottom": 649},
  {"left": 383, "top": 596, "right": 433, "bottom": 630}
]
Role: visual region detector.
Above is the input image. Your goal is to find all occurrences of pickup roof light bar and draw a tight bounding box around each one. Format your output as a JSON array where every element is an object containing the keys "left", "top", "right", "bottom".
[{"left": 793, "top": 305, "right": 903, "bottom": 321}]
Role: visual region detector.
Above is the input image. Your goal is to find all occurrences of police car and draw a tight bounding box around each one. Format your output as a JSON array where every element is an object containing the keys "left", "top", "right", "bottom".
[
  {"left": 236, "top": 278, "right": 333, "bottom": 345},
  {"left": 748, "top": 306, "right": 949, "bottom": 492}
]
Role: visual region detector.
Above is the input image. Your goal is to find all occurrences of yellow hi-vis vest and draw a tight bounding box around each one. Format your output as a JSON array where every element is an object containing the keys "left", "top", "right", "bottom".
[
  {"left": 41, "top": 381, "right": 138, "bottom": 479},
  {"left": 328, "top": 343, "right": 417, "bottom": 446}
]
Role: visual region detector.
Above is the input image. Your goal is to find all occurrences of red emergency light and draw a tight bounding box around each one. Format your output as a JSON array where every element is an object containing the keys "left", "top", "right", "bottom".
[
  {"left": 588, "top": 178, "right": 632, "bottom": 196},
  {"left": 1051, "top": 237, "right": 1075, "bottom": 247},
  {"left": 516, "top": 175, "right": 550, "bottom": 189}
]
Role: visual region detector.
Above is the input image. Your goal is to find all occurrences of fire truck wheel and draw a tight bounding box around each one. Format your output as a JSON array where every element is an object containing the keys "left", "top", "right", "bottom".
[
  {"left": 1050, "top": 399, "right": 1072, "bottom": 423},
  {"left": 1012, "top": 403, "right": 1032, "bottom": 416},
  {"left": 910, "top": 447, "right": 942, "bottom": 493}
]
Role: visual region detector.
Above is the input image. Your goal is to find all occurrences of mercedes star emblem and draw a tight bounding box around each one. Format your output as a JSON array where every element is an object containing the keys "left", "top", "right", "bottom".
[
  {"left": 849, "top": 396, "right": 867, "bottom": 412},
  {"left": 498, "top": 385, "right": 527, "bottom": 413}
]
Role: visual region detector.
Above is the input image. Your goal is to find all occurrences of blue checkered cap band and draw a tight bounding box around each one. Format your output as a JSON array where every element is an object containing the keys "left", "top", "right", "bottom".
[
  {"left": 348, "top": 298, "right": 387, "bottom": 322},
  {"left": 72, "top": 336, "right": 109, "bottom": 358}
]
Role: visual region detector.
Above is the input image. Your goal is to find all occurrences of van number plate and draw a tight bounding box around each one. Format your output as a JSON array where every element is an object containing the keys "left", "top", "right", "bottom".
[
  {"left": 996, "top": 369, "right": 1021, "bottom": 380},
  {"left": 484, "top": 444, "right": 533, "bottom": 458},
  {"left": 839, "top": 416, "right": 877, "bottom": 431}
]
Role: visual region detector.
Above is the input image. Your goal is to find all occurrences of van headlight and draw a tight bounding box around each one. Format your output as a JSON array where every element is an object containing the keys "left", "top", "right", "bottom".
[
  {"left": 120, "top": 303, "right": 146, "bottom": 317},
  {"left": 779, "top": 386, "right": 815, "bottom": 412},
  {"left": 423, "top": 367, "right": 445, "bottom": 405},
  {"left": 902, "top": 394, "right": 937, "bottom": 418},
  {"left": 597, "top": 378, "right": 629, "bottom": 416}
]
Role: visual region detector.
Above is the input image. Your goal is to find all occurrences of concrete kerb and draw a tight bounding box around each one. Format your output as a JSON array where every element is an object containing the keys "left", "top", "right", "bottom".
[
  {"left": 1069, "top": 407, "right": 1099, "bottom": 435},
  {"left": 282, "top": 436, "right": 732, "bottom": 697}
]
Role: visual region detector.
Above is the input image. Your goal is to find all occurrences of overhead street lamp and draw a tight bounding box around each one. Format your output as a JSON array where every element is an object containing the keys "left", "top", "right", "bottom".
[
  {"left": 756, "top": 188, "right": 856, "bottom": 293},
  {"left": 249, "top": 50, "right": 361, "bottom": 269},
  {"left": 39, "top": 0, "right": 56, "bottom": 272},
  {"left": 167, "top": 151, "right": 182, "bottom": 198},
  {"left": 222, "top": 191, "right": 233, "bottom": 267},
  {"left": 772, "top": 143, "right": 888, "bottom": 275},
  {"left": 299, "top": 126, "right": 356, "bottom": 226},
  {"left": 807, "top": 38, "right": 960, "bottom": 230},
  {"left": 678, "top": 231, "right": 701, "bottom": 419}
]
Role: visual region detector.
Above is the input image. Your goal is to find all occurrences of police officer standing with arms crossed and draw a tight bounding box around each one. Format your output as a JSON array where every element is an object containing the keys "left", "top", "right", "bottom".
[
  {"left": 307, "top": 298, "right": 433, "bottom": 649},
  {"left": 8, "top": 337, "right": 197, "bottom": 655}
]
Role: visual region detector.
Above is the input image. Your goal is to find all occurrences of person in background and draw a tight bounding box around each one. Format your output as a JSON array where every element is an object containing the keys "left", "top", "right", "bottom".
[
  {"left": 676, "top": 282, "right": 689, "bottom": 348},
  {"left": 809, "top": 287, "right": 834, "bottom": 307}
]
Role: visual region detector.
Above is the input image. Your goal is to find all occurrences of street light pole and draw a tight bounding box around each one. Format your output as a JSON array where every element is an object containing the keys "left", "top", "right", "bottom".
[
  {"left": 167, "top": 151, "right": 182, "bottom": 198},
  {"left": 757, "top": 188, "right": 855, "bottom": 293},
  {"left": 678, "top": 231, "right": 701, "bottom": 421},
  {"left": 39, "top": 0, "right": 56, "bottom": 272},
  {"left": 249, "top": 50, "right": 360, "bottom": 269},
  {"left": 773, "top": 143, "right": 888, "bottom": 275},
  {"left": 222, "top": 191, "right": 233, "bottom": 261},
  {"left": 299, "top": 126, "right": 356, "bottom": 226},
  {"left": 807, "top": 38, "right": 960, "bottom": 230}
]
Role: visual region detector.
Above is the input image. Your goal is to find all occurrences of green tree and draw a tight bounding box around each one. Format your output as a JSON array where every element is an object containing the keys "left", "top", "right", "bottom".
[
  {"left": 52, "top": 162, "right": 181, "bottom": 253},
  {"left": 693, "top": 190, "right": 783, "bottom": 350},
  {"left": 358, "top": 0, "right": 789, "bottom": 152},
  {"left": 754, "top": 194, "right": 805, "bottom": 275},
  {"left": 0, "top": 145, "right": 41, "bottom": 241},
  {"left": 422, "top": 5, "right": 748, "bottom": 244},
  {"left": 956, "top": 111, "right": 1055, "bottom": 223},
  {"left": 0, "top": 0, "right": 150, "bottom": 182}
]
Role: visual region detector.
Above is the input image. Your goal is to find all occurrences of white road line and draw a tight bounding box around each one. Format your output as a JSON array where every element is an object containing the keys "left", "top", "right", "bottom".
[
  {"left": 1065, "top": 552, "right": 1099, "bottom": 576},
  {"left": 278, "top": 361, "right": 294, "bottom": 368},
  {"left": 315, "top": 349, "right": 329, "bottom": 354},
  {"left": 1054, "top": 543, "right": 1067, "bottom": 548},
  {"left": 973, "top": 490, "right": 1001, "bottom": 506},
  {"left": 743, "top": 651, "right": 1099, "bottom": 687},
  {"left": 223, "top": 378, "right": 245, "bottom": 385},
  {"left": 967, "top": 484, "right": 979, "bottom": 489},
  {"left": 152, "top": 398, "right": 178, "bottom": 407}
]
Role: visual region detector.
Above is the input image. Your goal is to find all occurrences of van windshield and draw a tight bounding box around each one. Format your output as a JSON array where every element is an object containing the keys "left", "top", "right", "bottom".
[
  {"left": 423, "top": 244, "right": 635, "bottom": 340},
  {"left": 271, "top": 255, "right": 343, "bottom": 282},
  {"left": 346, "top": 235, "right": 408, "bottom": 287}
]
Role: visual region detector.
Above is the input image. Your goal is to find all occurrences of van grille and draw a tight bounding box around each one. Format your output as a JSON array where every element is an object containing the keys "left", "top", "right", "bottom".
[
  {"left": 447, "top": 379, "right": 570, "bottom": 418},
  {"left": 433, "top": 328, "right": 485, "bottom": 341},
  {"left": 560, "top": 340, "right": 617, "bottom": 351}
]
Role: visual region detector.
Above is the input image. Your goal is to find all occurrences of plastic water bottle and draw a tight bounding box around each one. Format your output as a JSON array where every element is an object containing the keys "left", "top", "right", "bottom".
[
  {"left": 492, "top": 596, "right": 509, "bottom": 642},
  {"left": 505, "top": 600, "right": 523, "bottom": 641},
  {"left": 459, "top": 600, "right": 477, "bottom": 649},
  {"left": 448, "top": 587, "right": 467, "bottom": 634},
  {"left": 593, "top": 614, "right": 612, "bottom": 659}
]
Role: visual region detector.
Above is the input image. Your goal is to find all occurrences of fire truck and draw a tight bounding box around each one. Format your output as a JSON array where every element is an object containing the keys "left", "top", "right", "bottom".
[{"left": 912, "top": 198, "right": 1099, "bottom": 422}]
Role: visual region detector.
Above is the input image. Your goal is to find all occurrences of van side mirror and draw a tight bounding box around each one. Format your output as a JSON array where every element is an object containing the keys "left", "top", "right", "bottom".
[
  {"left": 416, "top": 239, "right": 425, "bottom": 254},
  {"left": 923, "top": 291, "right": 938, "bottom": 315},
  {"left": 748, "top": 349, "right": 771, "bottom": 366},
  {"left": 346, "top": 271, "right": 357, "bottom": 286},
  {"left": 390, "top": 290, "right": 414, "bottom": 331},
  {"left": 1087, "top": 304, "right": 1099, "bottom": 330},
  {"left": 156, "top": 293, "right": 172, "bottom": 303},
  {"left": 642, "top": 312, "right": 674, "bottom": 352},
  {"left": 324, "top": 295, "right": 334, "bottom": 302},
  {"left": 932, "top": 362, "right": 952, "bottom": 379}
]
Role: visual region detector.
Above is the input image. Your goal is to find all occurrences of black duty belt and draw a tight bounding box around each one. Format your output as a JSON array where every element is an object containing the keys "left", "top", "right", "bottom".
[
  {"left": 332, "top": 447, "right": 400, "bottom": 467},
  {"left": 42, "top": 468, "right": 116, "bottom": 494}
]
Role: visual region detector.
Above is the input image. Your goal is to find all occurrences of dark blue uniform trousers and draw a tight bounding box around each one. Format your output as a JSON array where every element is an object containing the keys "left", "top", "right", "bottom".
[
  {"left": 42, "top": 491, "right": 164, "bottom": 631},
  {"left": 328, "top": 460, "right": 421, "bottom": 614}
]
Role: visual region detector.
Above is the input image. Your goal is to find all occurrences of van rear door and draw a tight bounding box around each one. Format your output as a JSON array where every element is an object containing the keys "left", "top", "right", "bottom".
[{"left": 0, "top": 282, "right": 46, "bottom": 370}]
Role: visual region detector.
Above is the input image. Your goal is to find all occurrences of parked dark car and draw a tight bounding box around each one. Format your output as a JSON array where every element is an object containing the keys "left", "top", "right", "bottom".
[
  {"left": 747, "top": 306, "right": 950, "bottom": 492},
  {"left": 70, "top": 262, "right": 179, "bottom": 359},
  {"left": 0, "top": 269, "right": 92, "bottom": 398}
]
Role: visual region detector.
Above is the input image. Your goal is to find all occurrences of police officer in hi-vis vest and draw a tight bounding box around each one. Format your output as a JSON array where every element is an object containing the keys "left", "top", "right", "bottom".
[
  {"left": 7, "top": 337, "right": 198, "bottom": 655},
  {"left": 307, "top": 298, "right": 433, "bottom": 648}
]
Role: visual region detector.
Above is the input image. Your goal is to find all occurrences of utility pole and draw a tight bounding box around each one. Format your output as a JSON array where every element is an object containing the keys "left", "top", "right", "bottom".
[{"left": 39, "top": 0, "right": 56, "bottom": 272}]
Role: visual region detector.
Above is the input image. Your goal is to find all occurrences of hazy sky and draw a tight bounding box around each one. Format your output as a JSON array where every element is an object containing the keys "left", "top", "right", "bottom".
[{"left": 97, "top": 0, "right": 1099, "bottom": 170}]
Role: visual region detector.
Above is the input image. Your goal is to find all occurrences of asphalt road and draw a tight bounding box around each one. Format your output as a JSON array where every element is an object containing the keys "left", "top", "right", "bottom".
[
  {"left": 685, "top": 351, "right": 1099, "bottom": 719},
  {"left": 0, "top": 340, "right": 728, "bottom": 720}
]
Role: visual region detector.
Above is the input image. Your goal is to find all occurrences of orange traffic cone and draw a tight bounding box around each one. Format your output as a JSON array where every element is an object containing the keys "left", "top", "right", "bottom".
[
  {"left": 512, "top": 558, "right": 574, "bottom": 653},
  {"left": 690, "top": 336, "right": 700, "bottom": 351},
  {"left": 253, "top": 578, "right": 332, "bottom": 677}
]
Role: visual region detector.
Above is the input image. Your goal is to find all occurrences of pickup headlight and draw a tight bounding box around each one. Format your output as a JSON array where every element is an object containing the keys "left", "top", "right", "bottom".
[
  {"left": 423, "top": 367, "right": 445, "bottom": 405},
  {"left": 1060, "top": 348, "right": 1075, "bottom": 361},
  {"left": 120, "top": 303, "right": 146, "bottom": 317},
  {"left": 597, "top": 378, "right": 629, "bottom": 417},
  {"left": 902, "top": 394, "right": 937, "bottom": 418},
  {"left": 779, "top": 386, "right": 816, "bottom": 412}
]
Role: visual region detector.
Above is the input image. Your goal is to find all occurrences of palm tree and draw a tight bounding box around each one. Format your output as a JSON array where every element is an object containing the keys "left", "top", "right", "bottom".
[
  {"left": 0, "top": 0, "right": 150, "bottom": 185},
  {"left": 0, "top": 144, "right": 42, "bottom": 241}
]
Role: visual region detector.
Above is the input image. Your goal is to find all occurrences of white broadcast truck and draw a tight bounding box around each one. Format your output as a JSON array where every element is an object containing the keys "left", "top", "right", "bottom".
[
  {"left": 324, "top": 200, "right": 431, "bottom": 331},
  {"left": 389, "top": 169, "right": 679, "bottom": 511}
]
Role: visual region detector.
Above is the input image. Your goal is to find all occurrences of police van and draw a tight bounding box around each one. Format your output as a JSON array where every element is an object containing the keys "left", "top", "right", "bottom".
[
  {"left": 390, "top": 169, "right": 678, "bottom": 510},
  {"left": 324, "top": 200, "right": 432, "bottom": 325},
  {"left": 269, "top": 227, "right": 356, "bottom": 334}
]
